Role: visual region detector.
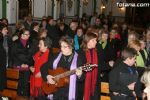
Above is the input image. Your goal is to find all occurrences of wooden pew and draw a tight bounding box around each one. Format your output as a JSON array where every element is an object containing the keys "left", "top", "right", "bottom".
[
  {"left": 100, "top": 82, "right": 110, "bottom": 100},
  {"left": 0, "top": 68, "right": 19, "bottom": 99}
]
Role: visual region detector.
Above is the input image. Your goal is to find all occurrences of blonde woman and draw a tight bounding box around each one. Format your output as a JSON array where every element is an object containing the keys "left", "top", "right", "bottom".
[{"left": 141, "top": 68, "right": 150, "bottom": 100}]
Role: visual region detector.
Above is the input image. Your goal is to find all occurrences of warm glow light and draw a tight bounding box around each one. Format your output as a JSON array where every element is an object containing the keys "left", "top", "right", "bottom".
[
  {"left": 101, "top": 5, "right": 105, "bottom": 9},
  {"left": 120, "top": 7, "right": 125, "bottom": 11}
]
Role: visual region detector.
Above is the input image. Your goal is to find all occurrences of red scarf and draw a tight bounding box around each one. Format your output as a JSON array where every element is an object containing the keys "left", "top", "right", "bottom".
[
  {"left": 30, "top": 49, "right": 49, "bottom": 97},
  {"left": 84, "top": 48, "right": 98, "bottom": 100}
]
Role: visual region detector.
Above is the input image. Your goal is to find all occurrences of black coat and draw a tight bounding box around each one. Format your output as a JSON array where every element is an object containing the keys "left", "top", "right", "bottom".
[
  {"left": 0, "top": 37, "right": 7, "bottom": 91},
  {"left": 109, "top": 62, "right": 142, "bottom": 99},
  {"left": 46, "top": 24, "right": 60, "bottom": 48},
  {"left": 11, "top": 39, "right": 32, "bottom": 66}
]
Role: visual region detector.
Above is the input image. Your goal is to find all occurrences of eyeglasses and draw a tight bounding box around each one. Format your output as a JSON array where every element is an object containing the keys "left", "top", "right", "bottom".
[
  {"left": 60, "top": 45, "right": 70, "bottom": 49},
  {"left": 23, "top": 34, "right": 30, "bottom": 36}
]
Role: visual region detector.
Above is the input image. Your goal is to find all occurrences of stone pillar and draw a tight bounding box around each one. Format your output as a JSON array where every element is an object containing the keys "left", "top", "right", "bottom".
[
  {"left": 79, "top": 0, "right": 83, "bottom": 18},
  {"left": 53, "top": 0, "right": 60, "bottom": 20},
  {"left": 6, "top": 0, "right": 18, "bottom": 24}
]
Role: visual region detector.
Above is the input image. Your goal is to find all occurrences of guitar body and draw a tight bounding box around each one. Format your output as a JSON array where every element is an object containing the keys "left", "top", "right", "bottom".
[
  {"left": 42, "top": 64, "right": 97, "bottom": 94},
  {"left": 42, "top": 67, "right": 69, "bottom": 94}
]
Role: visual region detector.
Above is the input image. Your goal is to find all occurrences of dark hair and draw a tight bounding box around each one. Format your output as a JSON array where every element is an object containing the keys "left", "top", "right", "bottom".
[
  {"left": 19, "top": 29, "right": 30, "bottom": 37},
  {"left": 76, "top": 26, "right": 83, "bottom": 32},
  {"left": 121, "top": 47, "right": 137, "bottom": 60},
  {"left": 59, "top": 36, "right": 74, "bottom": 48},
  {"left": 0, "top": 23, "right": 7, "bottom": 39},
  {"left": 31, "top": 22, "right": 39, "bottom": 30},
  {"left": 39, "top": 37, "right": 52, "bottom": 48},
  {"left": 1, "top": 18, "right": 8, "bottom": 26},
  {"left": 0, "top": 23, "right": 7, "bottom": 31},
  {"left": 47, "top": 16, "right": 53, "bottom": 23},
  {"left": 81, "top": 32, "right": 97, "bottom": 51}
]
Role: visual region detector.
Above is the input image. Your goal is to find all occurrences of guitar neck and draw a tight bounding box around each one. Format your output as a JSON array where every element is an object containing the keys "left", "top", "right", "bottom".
[
  {"left": 54, "top": 68, "right": 78, "bottom": 79},
  {"left": 54, "top": 64, "right": 97, "bottom": 80}
]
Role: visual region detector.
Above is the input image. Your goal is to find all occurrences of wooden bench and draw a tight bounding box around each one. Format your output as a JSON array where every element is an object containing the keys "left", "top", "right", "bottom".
[
  {"left": 0, "top": 68, "right": 19, "bottom": 99},
  {"left": 100, "top": 82, "right": 110, "bottom": 100}
]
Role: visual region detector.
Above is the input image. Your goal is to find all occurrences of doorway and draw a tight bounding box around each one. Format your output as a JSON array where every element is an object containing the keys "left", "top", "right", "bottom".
[{"left": 18, "top": 0, "right": 32, "bottom": 19}]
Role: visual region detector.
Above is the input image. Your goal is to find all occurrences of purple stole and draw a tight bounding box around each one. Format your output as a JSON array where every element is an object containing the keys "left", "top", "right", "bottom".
[{"left": 53, "top": 52, "right": 78, "bottom": 100}]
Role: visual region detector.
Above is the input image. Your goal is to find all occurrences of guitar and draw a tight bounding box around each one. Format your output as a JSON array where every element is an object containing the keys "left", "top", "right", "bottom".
[{"left": 42, "top": 64, "right": 97, "bottom": 94}]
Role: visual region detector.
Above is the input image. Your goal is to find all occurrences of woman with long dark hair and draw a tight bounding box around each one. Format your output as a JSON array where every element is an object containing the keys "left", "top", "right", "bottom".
[{"left": 80, "top": 32, "right": 100, "bottom": 100}]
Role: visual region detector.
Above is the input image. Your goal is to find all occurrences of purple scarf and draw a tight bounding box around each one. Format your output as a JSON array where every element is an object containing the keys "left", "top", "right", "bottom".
[
  {"left": 53, "top": 52, "right": 78, "bottom": 100},
  {"left": 20, "top": 38, "right": 28, "bottom": 47}
]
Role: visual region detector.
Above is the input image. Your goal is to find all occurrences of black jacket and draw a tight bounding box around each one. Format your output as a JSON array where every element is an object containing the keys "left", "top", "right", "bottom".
[
  {"left": 0, "top": 37, "right": 7, "bottom": 90},
  {"left": 46, "top": 24, "right": 60, "bottom": 48},
  {"left": 11, "top": 39, "right": 32, "bottom": 66},
  {"left": 109, "top": 62, "right": 139, "bottom": 97}
]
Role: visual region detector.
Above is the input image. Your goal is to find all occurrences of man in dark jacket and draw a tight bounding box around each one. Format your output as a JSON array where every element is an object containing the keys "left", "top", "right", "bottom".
[
  {"left": 46, "top": 16, "right": 60, "bottom": 48},
  {"left": 109, "top": 47, "right": 139, "bottom": 100}
]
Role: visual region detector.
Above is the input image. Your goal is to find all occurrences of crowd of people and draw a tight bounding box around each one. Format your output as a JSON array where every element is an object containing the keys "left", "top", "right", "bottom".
[{"left": 0, "top": 12, "right": 150, "bottom": 100}]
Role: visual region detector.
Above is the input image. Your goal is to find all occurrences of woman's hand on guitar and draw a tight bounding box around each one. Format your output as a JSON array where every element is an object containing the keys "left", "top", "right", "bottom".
[
  {"left": 47, "top": 75, "right": 56, "bottom": 84},
  {"left": 76, "top": 68, "right": 82, "bottom": 78}
]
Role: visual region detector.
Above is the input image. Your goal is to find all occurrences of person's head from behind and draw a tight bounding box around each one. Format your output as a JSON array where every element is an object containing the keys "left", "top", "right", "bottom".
[
  {"left": 141, "top": 68, "right": 150, "bottom": 87},
  {"left": 59, "top": 36, "right": 74, "bottom": 56},
  {"left": 121, "top": 47, "right": 137, "bottom": 66},
  {"left": 128, "top": 39, "right": 141, "bottom": 52},
  {"left": 38, "top": 37, "right": 52, "bottom": 52}
]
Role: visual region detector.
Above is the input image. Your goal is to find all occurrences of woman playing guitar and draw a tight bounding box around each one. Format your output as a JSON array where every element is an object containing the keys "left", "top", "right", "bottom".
[{"left": 40, "top": 36, "right": 85, "bottom": 100}]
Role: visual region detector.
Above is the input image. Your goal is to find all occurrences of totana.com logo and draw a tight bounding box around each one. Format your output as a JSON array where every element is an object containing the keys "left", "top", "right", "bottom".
[{"left": 117, "top": 2, "right": 150, "bottom": 7}]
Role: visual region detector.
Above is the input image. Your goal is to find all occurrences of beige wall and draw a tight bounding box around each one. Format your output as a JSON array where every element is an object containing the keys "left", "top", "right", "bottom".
[
  {"left": 6, "top": 0, "right": 18, "bottom": 24},
  {"left": 105, "top": 0, "right": 126, "bottom": 17},
  {"left": 66, "top": 0, "right": 76, "bottom": 16},
  {"left": 83, "top": 0, "right": 93, "bottom": 16}
]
